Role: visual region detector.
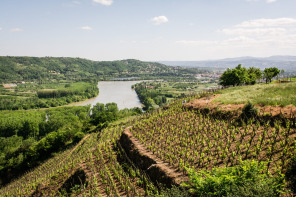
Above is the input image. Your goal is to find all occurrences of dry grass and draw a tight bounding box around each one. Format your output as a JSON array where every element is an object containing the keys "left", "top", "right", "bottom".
[{"left": 214, "top": 82, "right": 296, "bottom": 107}]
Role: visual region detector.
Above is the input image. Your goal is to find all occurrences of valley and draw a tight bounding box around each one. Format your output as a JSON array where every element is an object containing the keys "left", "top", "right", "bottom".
[{"left": 0, "top": 56, "right": 296, "bottom": 196}]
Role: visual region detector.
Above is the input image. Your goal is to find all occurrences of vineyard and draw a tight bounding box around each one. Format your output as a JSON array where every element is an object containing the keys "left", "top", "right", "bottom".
[
  {"left": 1, "top": 94, "right": 296, "bottom": 196},
  {"left": 131, "top": 99, "right": 296, "bottom": 174},
  {"left": 0, "top": 118, "right": 160, "bottom": 197}
]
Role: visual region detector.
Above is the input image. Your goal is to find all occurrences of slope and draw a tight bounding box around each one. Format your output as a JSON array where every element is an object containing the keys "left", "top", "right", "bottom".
[
  {"left": 0, "top": 56, "right": 199, "bottom": 83},
  {"left": 1, "top": 90, "right": 295, "bottom": 196}
]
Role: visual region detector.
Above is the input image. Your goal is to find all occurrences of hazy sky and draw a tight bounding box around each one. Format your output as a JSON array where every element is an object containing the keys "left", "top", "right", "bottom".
[{"left": 1, "top": 0, "right": 296, "bottom": 61}]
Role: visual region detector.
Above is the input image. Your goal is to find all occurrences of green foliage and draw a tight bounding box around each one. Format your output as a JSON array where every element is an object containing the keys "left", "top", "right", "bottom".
[
  {"left": 246, "top": 67, "right": 263, "bottom": 85},
  {"left": 0, "top": 110, "right": 46, "bottom": 138},
  {"left": 0, "top": 106, "right": 90, "bottom": 185},
  {"left": 134, "top": 82, "right": 168, "bottom": 110},
  {"left": 264, "top": 67, "right": 280, "bottom": 83},
  {"left": 219, "top": 65, "right": 262, "bottom": 86},
  {"left": 73, "top": 132, "right": 85, "bottom": 143},
  {"left": 90, "top": 103, "right": 142, "bottom": 130},
  {"left": 36, "top": 82, "right": 98, "bottom": 99},
  {"left": 0, "top": 82, "right": 99, "bottom": 110},
  {"left": 182, "top": 160, "right": 285, "bottom": 196},
  {"left": 241, "top": 102, "right": 258, "bottom": 118},
  {"left": 285, "top": 156, "right": 296, "bottom": 193},
  {"left": 91, "top": 103, "right": 119, "bottom": 126},
  {"left": 0, "top": 56, "right": 199, "bottom": 83}
]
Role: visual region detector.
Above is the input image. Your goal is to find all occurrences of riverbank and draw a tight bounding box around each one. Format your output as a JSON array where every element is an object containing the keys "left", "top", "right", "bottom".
[{"left": 65, "top": 81, "right": 143, "bottom": 110}]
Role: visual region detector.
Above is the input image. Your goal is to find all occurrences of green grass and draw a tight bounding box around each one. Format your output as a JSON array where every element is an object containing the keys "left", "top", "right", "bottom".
[
  {"left": 214, "top": 82, "right": 296, "bottom": 106},
  {"left": 145, "top": 81, "right": 217, "bottom": 97}
]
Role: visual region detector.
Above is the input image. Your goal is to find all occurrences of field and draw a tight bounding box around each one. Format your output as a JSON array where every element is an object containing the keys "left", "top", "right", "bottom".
[
  {"left": 0, "top": 94, "right": 295, "bottom": 196},
  {"left": 131, "top": 100, "right": 296, "bottom": 174},
  {"left": 214, "top": 81, "right": 296, "bottom": 107},
  {"left": 1, "top": 80, "right": 296, "bottom": 196},
  {"left": 0, "top": 81, "right": 99, "bottom": 110}
]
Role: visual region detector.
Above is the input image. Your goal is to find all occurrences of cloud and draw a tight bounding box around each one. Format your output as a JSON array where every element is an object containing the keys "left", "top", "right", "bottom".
[
  {"left": 80, "top": 26, "right": 93, "bottom": 30},
  {"left": 236, "top": 18, "right": 296, "bottom": 28},
  {"left": 0, "top": 27, "right": 2, "bottom": 31},
  {"left": 10, "top": 28, "right": 23, "bottom": 32},
  {"left": 176, "top": 17, "right": 296, "bottom": 56},
  {"left": 221, "top": 27, "right": 287, "bottom": 36},
  {"left": 92, "top": 0, "right": 113, "bottom": 6},
  {"left": 150, "top": 16, "right": 168, "bottom": 25},
  {"left": 225, "top": 18, "right": 296, "bottom": 41}
]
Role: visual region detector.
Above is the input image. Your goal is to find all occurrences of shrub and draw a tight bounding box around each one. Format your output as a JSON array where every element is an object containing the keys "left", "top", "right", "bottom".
[
  {"left": 285, "top": 156, "right": 296, "bottom": 193},
  {"left": 182, "top": 160, "right": 285, "bottom": 196},
  {"left": 241, "top": 101, "right": 258, "bottom": 118},
  {"left": 73, "top": 131, "right": 85, "bottom": 143}
]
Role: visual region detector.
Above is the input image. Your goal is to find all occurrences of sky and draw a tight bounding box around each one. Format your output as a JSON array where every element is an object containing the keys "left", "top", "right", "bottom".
[{"left": 0, "top": 0, "right": 296, "bottom": 61}]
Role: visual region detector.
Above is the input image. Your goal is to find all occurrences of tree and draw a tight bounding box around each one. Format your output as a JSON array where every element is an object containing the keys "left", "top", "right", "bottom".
[
  {"left": 246, "top": 67, "right": 262, "bottom": 85},
  {"left": 263, "top": 67, "right": 280, "bottom": 83},
  {"left": 220, "top": 65, "right": 253, "bottom": 86},
  {"left": 220, "top": 65, "right": 262, "bottom": 86},
  {"left": 90, "top": 103, "right": 119, "bottom": 128}
]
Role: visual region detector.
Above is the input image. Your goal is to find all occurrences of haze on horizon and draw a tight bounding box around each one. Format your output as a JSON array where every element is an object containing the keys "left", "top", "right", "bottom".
[{"left": 1, "top": 0, "right": 296, "bottom": 61}]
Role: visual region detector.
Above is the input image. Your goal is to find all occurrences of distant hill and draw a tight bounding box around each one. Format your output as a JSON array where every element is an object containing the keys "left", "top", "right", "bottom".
[
  {"left": 160, "top": 56, "right": 296, "bottom": 72},
  {"left": 0, "top": 56, "right": 199, "bottom": 83}
]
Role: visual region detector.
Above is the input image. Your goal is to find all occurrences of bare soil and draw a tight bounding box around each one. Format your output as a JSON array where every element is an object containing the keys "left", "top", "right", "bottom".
[{"left": 185, "top": 94, "right": 296, "bottom": 119}]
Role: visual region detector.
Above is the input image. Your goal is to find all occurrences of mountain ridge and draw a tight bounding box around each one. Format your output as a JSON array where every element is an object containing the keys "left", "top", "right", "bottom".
[{"left": 159, "top": 55, "right": 296, "bottom": 71}]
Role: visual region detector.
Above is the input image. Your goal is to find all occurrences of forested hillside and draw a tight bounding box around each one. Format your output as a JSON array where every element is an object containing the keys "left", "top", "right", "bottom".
[{"left": 0, "top": 56, "right": 199, "bottom": 83}]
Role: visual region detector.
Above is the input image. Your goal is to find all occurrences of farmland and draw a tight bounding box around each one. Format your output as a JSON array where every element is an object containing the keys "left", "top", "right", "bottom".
[
  {"left": 1, "top": 89, "right": 295, "bottom": 196},
  {"left": 1, "top": 56, "right": 296, "bottom": 196},
  {"left": 131, "top": 99, "right": 296, "bottom": 175}
]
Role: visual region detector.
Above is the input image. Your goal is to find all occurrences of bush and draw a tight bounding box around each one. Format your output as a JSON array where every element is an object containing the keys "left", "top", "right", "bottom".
[
  {"left": 285, "top": 156, "right": 296, "bottom": 193},
  {"left": 241, "top": 101, "right": 258, "bottom": 118},
  {"left": 73, "top": 132, "right": 85, "bottom": 143},
  {"left": 182, "top": 160, "right": 285, "bottom": 196}
]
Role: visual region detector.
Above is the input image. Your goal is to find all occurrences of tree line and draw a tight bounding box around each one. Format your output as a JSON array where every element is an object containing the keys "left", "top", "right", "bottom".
[
  {"left": 219, "top": 64, "right": 281, "bottom": 86},
  {"left": 133, "top": 83, "right": 168, "bottom": 110},
  {"left": 0, "top": 82, "right": 99, "bottom": 110}
]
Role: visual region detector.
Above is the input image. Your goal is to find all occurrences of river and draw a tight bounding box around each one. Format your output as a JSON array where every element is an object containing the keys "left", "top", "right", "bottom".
[{"left": 69, "top": 81, "right": 143, "bottom": 110}]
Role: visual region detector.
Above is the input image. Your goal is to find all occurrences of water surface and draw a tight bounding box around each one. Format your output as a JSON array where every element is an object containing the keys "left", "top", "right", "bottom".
[{"left": 70, "top": 81, "right": 142, "bottom": 110}]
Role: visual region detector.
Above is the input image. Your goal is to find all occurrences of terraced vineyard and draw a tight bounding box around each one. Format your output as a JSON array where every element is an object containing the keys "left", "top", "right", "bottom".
[
  {"left": 131, "top": 99, "right": 296, "bottom": 176},
  {"left": 0, "top": 120, "right": 158, "bottom": 197},
  {"left": 1, "top": 95, "right": 296, "bottom": 196}
]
